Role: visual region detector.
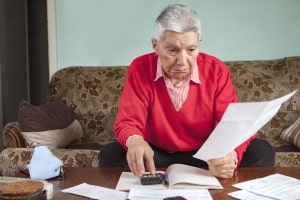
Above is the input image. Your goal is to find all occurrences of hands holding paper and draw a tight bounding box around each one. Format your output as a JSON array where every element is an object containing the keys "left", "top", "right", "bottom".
[{"left": 207, "top": 151, "right": 236, "bottom": 178}]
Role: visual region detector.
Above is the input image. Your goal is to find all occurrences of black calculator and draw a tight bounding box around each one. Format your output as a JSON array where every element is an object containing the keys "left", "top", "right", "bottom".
[{"left": 140, "top": 173, "right": 163, "bottom": 185}]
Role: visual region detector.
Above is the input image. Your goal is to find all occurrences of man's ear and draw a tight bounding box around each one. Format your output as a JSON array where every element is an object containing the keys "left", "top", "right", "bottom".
[{"left": 151, "top": 38, "right": 158, "bottom": 51}]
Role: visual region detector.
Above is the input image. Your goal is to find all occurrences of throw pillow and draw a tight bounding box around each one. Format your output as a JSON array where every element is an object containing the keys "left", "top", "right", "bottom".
[
  {"left": 18, "top": 100, "right": 83, "bottom": 149},
  {"left": 280, "top": 117, "right": 300, "bottom": 148}
]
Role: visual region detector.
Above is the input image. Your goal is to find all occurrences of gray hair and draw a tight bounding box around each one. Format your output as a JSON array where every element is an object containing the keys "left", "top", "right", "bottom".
[{"left": 154, "top": 4, "right": 201, "bottom": 41}]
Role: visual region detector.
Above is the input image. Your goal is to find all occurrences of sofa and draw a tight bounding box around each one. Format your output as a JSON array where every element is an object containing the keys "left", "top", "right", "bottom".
[{"left": 1, "top": 56, "right": 300, "bottom": 176}]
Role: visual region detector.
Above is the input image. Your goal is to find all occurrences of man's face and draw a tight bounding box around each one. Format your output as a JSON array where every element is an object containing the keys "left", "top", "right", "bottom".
[{"left": 152, "top": 31, "right": 200, "bottom": 83}]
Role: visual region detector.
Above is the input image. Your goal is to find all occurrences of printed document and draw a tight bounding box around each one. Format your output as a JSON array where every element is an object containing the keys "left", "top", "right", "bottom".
[
  {"left": 193, "top": 90, "right": 297, "bottom": 161},
  {"left": 61, "top": 183, "right": 128, "bottom": 200},
  {"left": 230, "top": 173, "right": 300, "bottom": 200},
  {"left": 228, "top": 189, "right": 274, "bottom": 200},
  {"left": 128, "top": 188, "right": 213, "bottom": 200}
]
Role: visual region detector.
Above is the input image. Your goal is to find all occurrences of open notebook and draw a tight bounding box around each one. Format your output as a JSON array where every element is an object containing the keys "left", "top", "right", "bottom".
[{"left": 115, "top": 163, "right": 223, "bottom": 190}]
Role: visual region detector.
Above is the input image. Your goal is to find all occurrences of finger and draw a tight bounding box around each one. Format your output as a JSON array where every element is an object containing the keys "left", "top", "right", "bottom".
[
  {"left": 207, "top": 157, "right": 225, "bottom": 166},
  {"left": 135, "top": 154, "right": 145, "bottom": 177},
  {"left": 208, "top": 155, "right": 235, "bottom": 167},
  {"left": 208, "top": 162, "right": 234, "bottom": 178},
  {"left": 210, "top": 168, "right": 232, "bottom": 178},
  {"left": 144, "top": 145, "right": 155, "bottom": 172},
  {"left": 133, "top": 158, "right": 144, "bottom": 177},
  {"left": 219, "top": 170, "right": 234, "bottom": 178},
  {"left": 127, "top": 151, "right": 141, "bottom": 177},
  {"left": 146, "top": 159, "right": 156, "bottom": 175},
  {"left": 126, "top": 152, "right": 135, "bottom": 175},
  {"left": 129, "top": 148, "right": 146, "bottom": 177},
  {"left": 144, "top": 152, "right": 156, "bottom": 174}
]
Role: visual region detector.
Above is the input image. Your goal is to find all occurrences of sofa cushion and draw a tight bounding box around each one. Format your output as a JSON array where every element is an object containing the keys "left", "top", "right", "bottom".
[
  {"left": 21, "top": 120, "right": 83, "bottom": 149},
  {"left": 280, "top": 116, "right": 300, "bottom": 149},
  {"left": 18, "top": 100, "right": 83, "bottom": 149},
  {"left": 18, "top": 100, "right": 75, "bottom": 131}
]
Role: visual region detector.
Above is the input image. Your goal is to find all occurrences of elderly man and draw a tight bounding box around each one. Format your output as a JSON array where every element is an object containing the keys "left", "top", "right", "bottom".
[{"left": 99, "top": 4, "right": 275, "bottom": 178}]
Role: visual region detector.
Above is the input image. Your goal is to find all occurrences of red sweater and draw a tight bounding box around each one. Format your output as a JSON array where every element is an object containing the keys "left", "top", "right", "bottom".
[{"left": 114, "top": 52, "right": 254, "bottom": 165}]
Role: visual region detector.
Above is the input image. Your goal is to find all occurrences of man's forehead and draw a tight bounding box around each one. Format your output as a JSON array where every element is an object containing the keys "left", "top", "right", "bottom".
[{"left": 160, "top": 31, "right": 200, "bottom": 46}]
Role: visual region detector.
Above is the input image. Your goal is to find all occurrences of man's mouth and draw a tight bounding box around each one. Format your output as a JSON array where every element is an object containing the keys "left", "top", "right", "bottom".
[{"left": 172, "top": 68, "right": 189, "bottom": 73}]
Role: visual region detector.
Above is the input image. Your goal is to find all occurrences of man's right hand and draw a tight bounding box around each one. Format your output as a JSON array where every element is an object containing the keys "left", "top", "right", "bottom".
[{"left": 126, "top": 135, "right": 156, "bottom": 177}]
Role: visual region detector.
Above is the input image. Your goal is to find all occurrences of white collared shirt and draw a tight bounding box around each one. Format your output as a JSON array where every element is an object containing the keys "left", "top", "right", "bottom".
[{"left": 154, "top": 58, "right": 201, "bottom": 111}]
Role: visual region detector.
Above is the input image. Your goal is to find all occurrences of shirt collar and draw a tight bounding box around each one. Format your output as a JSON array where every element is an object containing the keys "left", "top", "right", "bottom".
[{"left": 154, "top": 57, "right": 201, "bottom": 84}]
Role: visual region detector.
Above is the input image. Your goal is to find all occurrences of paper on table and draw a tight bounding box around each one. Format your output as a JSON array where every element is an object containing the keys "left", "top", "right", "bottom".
[
  {"left": 228, "top": 190, "right": 274, "bottom": 200},
  {"left": 61, "top": 183, "right": 128, "bottom": 200},
  {"left": 193, "top": 90, "right": 297, "bottom": 161},
  {"left": 128, "top": 188, "right": 213, "bottom": 200},
  {"left": 232, "top": 173, "right": 300, "bottom": 200}
]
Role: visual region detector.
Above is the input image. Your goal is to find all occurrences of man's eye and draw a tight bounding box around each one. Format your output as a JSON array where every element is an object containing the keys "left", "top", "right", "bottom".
[
  {"left": 168, "top": 49, "right": 177, "bottom": 55},
  {"left": 188, "top": 48, "right": 196, "bottom": 52}
]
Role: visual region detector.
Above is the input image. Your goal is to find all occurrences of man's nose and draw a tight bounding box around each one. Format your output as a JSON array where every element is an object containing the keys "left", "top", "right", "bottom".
[{"left": 176, "top": 51, "right": 186, "bottom": 65}]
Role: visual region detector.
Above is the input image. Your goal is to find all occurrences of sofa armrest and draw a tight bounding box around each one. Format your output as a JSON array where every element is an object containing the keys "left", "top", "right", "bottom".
[
  {"left": 2, "top": 122, "right": 25, "bottom": 148},
  {"left": 0, "top": 148, "right": 100, "bottom": 176}
]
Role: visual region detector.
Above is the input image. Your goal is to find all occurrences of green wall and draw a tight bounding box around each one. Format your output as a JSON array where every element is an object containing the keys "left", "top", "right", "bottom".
[{"left": 56, "top": 0, "right": 300, "bottom": 69}]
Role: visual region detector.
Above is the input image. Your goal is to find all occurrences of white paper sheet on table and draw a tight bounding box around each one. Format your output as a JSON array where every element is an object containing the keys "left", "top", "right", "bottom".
[
  {"left": 193, "top": 90, "right": 297, "bottom": 161},
  {"left": 128, "top": 188, "right": 213, "bottom": 200},
  {"left": 228, "top": 189, "right": 274, "bottom": 200},
  {"left": 61, "top": 183, "right": 128, "bottom": 200},
  {"left": 231, "top": 173, "right": 300, "bottom": 200}
]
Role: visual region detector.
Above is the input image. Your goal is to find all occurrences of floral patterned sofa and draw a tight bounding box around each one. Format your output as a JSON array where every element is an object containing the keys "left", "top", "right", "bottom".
[{"left": 1, "top": 56, "right": 300, "bottom": 176}]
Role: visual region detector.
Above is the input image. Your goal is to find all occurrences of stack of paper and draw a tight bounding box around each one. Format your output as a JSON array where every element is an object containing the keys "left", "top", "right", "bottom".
[{"left": 228, "top": 173, "right": 300, "bottom": 200}]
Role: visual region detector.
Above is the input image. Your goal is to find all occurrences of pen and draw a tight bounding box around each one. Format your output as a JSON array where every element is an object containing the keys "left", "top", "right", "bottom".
[{"left": 164, "top": 173, "right": 169, "bottom": 186}]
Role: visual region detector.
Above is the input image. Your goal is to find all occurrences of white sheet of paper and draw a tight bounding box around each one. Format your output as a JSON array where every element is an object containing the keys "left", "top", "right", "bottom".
[
  {"left": 228, "top": 190, "right": 274, "bottom": 200},
  {"left": 193, "top": 90, "right": 297, "bottom": 161},
  {"left": 232, "top": 173, "right": 300, "bottom": 200},
  {"left": 128, "top": 188, "right": 213, "bottom": 200},
  {"left": 61, "top": 183, "right": 128, "bottom": 200}
]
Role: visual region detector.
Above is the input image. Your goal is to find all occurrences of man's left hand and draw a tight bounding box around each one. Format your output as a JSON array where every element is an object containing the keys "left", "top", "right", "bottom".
[{"left": 207, "top": 151, "right": 236, "bottom": 178}]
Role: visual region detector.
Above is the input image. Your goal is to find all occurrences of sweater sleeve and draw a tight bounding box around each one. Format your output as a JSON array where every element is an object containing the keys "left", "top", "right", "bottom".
[
  {"left": 235, "top": 135, "right": 256, "bottom": 165},
  {"left": 114, "top": 58, "right": 152, "bottom": 150}
]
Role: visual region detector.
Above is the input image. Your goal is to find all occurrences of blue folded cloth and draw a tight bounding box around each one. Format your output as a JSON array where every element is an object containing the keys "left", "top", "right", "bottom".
[{"left": 27, "top": 146, "right": 63, "bottom": 180}]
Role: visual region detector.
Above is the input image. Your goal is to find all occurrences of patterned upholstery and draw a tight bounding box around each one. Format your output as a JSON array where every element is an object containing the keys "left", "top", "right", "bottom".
[
  {"left": 0, "top": 148, "right": 99, "bottom": 176},
  {"left": 47, "top": 66, "right": 126, "bottom": 145},
  {"left": 225, "top": 57, "right": 300, "bottom": 148},
  {"left": 1, "top": 57, "right": 300, "bottom": 176}
]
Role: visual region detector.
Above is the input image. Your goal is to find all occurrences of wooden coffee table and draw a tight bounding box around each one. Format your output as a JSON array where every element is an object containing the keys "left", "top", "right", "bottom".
[{"left": 20, "top": 167, "right": 300, "bottom": 200}]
